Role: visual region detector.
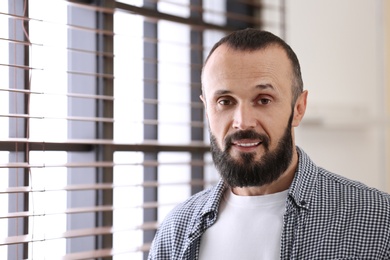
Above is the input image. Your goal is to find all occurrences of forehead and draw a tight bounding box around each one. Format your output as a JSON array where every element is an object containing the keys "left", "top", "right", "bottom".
[{"left": 202, "top": 44, "right": 293, "bottom": 97}]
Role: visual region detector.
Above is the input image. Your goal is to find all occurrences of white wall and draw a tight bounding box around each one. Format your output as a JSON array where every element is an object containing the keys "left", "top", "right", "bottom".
[{"left": 285, "top": 0, "right": 389, "bottom": 192}]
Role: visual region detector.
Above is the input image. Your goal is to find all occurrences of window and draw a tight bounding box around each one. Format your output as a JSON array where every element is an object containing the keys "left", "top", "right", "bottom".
[{"left": 0, "top": 0, "right": 281, "bottom": 259}]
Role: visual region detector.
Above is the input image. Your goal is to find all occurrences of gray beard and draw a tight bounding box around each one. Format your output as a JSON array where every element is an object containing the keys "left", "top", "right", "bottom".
[{"left": 210, "top": 113, "right": 294, "bottom": 188}]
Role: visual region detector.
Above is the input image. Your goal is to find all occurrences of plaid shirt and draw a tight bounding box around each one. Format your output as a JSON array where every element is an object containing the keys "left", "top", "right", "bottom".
[{"left": 148, "top": 147, "right": 390, "bottom": 259}]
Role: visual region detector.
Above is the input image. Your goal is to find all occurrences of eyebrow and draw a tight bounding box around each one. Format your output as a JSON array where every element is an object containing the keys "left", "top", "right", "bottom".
[
  {"left": 256, "top": 84, "right": 275, "bottom": 91},
  {"left": 213, "top": 84, "right": 275, "bottom": 96},
  {"left": 213, "top": 89, "right": 232, "bottom": 96}
]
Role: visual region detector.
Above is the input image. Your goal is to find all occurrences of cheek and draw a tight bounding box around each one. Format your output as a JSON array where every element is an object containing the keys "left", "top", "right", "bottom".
[
  {"left": 208, "top": 118, "right": 223, "bottom": 137},
  {"left": 207, "top": 112, "right": 230, "bottom": 144},
  {"left": 207, "top": 110, "right": 230, "bottom": 132},
  {"left": 268, "top": 113, "right": 293, "bottom": 146}
]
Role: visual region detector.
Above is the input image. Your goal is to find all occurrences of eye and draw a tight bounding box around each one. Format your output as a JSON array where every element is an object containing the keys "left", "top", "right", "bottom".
[
  {"left": 217, "top": 97, "right": 234, "bottom": 106},
  {"left": 257, "top": 98, "right": 271, "bottom": 105}
]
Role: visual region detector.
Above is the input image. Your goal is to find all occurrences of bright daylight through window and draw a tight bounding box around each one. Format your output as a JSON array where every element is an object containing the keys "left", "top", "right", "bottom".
[{"left": 0, "top": 0, "right": 273, "bottom": 259}]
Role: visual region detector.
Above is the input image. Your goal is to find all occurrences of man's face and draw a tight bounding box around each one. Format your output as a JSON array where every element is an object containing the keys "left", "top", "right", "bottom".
[
  {"left": 209, "top": 112, "right": 294, "bottom": 188},
  {"left": 201, "top": 45, "right": 303, "bottom": 187}
]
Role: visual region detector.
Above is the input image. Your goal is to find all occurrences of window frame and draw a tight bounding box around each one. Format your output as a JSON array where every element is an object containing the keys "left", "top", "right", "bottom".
[{"left": 1, "top": 0, "right": 271, "bottom": 258}]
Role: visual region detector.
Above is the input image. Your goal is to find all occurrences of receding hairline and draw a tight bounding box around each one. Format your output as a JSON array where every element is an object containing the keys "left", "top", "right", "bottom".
[
  {"left": 203, "top": 41, "right": 285, "bottom": 68},
  {"left": 201, "top": 43, "right": 296, "bottom": 90},
  {"left": 202, "top": 42, "right": 288, "bottom": 70},
  {"left": 201, "top": 30, "right": 304, "bottom": 104}
]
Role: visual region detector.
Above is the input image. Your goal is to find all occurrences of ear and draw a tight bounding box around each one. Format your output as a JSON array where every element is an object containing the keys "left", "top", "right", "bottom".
[
  {"left": 200, "top": 94, "right": 209, "bottom": 119},
  {"left": 292, "top": 90, "right": 308, "bottom": 127},
  {"left": 200, "top": 94, "right": 206, "bottom": 106}
]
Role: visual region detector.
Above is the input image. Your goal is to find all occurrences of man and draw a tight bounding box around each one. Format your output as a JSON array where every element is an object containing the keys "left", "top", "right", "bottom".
[{"left": 148, "top": 29, "right": 390, "bottom": 259}]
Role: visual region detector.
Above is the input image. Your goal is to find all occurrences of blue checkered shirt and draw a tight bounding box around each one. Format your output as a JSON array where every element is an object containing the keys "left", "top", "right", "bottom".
[{"left": 148, "top": 147, "right": 390, "bottom": 259}]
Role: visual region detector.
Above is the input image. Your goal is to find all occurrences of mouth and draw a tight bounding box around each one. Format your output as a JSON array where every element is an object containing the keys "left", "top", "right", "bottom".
[
  {"left": 224, "top": 130, "right": 268, "bottom": 152},
  {"left": 232, "top": 139, "right": 262, "bottom": 148}
]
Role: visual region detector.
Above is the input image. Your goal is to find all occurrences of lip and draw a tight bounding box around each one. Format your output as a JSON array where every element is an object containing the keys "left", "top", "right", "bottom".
[{"left": 231, "top": 139, "right": 262, "bottom": 150}]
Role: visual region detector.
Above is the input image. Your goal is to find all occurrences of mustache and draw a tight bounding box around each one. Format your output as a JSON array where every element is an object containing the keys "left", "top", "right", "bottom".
[{"left": 224, "top": 130, "right": 269, "bottom": 151}]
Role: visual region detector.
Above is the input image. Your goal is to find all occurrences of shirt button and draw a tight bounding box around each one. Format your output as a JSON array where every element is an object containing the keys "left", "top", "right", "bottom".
[{"left": 208, "top": 212, "right": 215, "bottom": 220}]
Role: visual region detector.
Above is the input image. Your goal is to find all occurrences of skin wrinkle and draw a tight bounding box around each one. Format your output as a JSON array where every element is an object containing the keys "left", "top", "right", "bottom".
[
  {"left": 202, "top": 45, "right": 301, "bottom": 107},
  {"left": 201, "top": 43, "right": 308, "bottom": 196}
]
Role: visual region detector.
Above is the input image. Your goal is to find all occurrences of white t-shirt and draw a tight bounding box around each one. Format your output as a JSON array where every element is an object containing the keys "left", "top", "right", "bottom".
[{"left": 199, "top": 188, "right": 288, "bottom": 260}]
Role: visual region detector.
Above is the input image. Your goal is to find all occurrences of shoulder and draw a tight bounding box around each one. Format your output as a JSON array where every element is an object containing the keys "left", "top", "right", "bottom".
[
  {"left": 296, "top": 147, "right": 390, "bottom": 208},
  {"left": 294, "top": 147, "right": 390, "bottom": 220},
  {"left": 148, "top": 181, "right": 225, "bottom": 259},
  {"left": 317, "top": 167, "right": 390, "bottom": 203},
  {"left": 313, "top": 167, "right": 390, "bottom": 227},
  {"left": 291, "top": 154, "right": 390, "bottom": 258},
  {"left": 164, "top": 181, "right": 224, "bottom": 225}
]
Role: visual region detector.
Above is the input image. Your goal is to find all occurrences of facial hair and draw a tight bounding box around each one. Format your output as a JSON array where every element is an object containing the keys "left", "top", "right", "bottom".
[{"left": 210, "top": 112, "right": 294, "bottom": 188}]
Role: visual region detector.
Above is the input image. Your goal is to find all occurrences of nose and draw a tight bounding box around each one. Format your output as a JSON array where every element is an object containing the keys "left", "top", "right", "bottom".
[{"left": 232, "top": 103, "right": 257, "bottom": 130}]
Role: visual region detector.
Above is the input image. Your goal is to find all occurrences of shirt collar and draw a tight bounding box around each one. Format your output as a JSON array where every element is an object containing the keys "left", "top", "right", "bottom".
[
  {"left": 199, "top": 179, "right": 226, "bottom": 218},
  {"left": 287, "top": 146, "right": 318, "bottom": 210},
  {"left": 188, "top": 180, "right": 226, "bottom": 240}
]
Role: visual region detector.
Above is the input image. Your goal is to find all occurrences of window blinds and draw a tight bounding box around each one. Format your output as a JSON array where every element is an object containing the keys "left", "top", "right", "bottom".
[{"left": 0, "top": 0, "right": 283, "bottom": 258}]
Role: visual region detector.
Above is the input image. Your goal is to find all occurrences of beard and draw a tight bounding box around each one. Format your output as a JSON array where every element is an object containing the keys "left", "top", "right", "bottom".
[{"left": 210, "top": 112, "right": 294, "bottom": 188}]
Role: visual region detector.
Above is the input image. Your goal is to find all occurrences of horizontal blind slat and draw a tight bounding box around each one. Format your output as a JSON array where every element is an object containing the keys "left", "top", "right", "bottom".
[
  {"left": 116, "top": 2, "right": 235, "bottom": 32},
  {"left": 0, "top": 201, "right": 181, "bottom": 219},
  {"left": 0, "top": 179, "right": 210, "bottom": 194},
  {"left": 0, "top": 160, "right": 210, "bottom": 169},
  {"left": 130, "top": 0, "right": 261, "bottom": 25},
  {"left": 0, "top": 88, "right": 115, "bottom": 100},
  {"left": 0, "top": 139, "right": 210, "bottom": 152},
  {"left": 0, "top": 114, "right": 114, "bottom": 123},
  {"left": 61, "top": 243, "right": 151, "bottom": 260},
  {"left": 0, "top": 64, "right": 114, "bottom": 78},
  {"left": 1, "top": 0, "right": 257, "bottom": 259},
  {"left": 0, "top": 90, "right": 202, "bottom": 106},
  {"left": 0, "top": 223, "right": 158, "bottom": 245}
]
